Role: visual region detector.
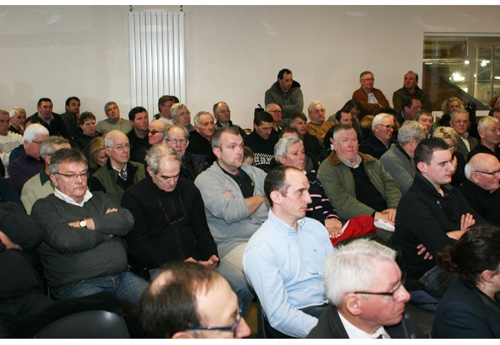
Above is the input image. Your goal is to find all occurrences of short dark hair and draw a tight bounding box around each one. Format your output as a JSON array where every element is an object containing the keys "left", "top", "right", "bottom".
[
  {"left": 254, "top": 111, "right": 274, "bottom": 126},
  {"left": 79, "top": 111, "right": 96, "bottom": 126},
  {"left": 65, "top": 96, "right": 80, "bottom": 107},
  {"left": 488, "top": 108, "right": 500, "bottom": 117},
  {"left": 264, "top": 165, "right": 296, "bottom": 207},
  {"left": 343, "top": 99, "right": 362, "bottom": 112},
  {"left": 277, "top": 68, "right": 292, "bottom": 80},
  {"left": 289, "top": 111, "right": 307, "bottom": 123},
  {"left": 405, "top": 70, "right": 419, "bottom": 82},
  {"left": 211, "top": 126, "right": 241, "bottom": 149},
  {"left": 437, "top": 225, "right": 500, "bottom": 290},
  {"left": 128, "top": 106, "right": 148, "bottom": 121},
  {"left": 403, "top": 97, "right": 419, "bottom": 109},
  {"left": 279, "top": 127, "right": 299, "bottom": 138},
  {"left": 414, "top": 138, "right": 449, "bottom": 166},
  {"left": 139, "top": 261, "right": 220, "bottom": 338},
  {"left": 359, "top": 71, "right": 373, "bottom": 79},
  {"left": 415, "top": 109, "right": 432, "bottom": 122},
  {"left": 49, "top": 148, "right": 87, "bottom": 175},
  {"left": 37, "top": 98, "right": 52, "bottom": 107},
  {"left": 158, "top": 95, "right": 175, "bottom": 111}
]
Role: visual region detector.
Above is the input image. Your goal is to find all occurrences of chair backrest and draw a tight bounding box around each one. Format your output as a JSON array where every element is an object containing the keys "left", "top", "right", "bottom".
[{"left": 35, "top": 310, "right": 130, "bottom": 338}]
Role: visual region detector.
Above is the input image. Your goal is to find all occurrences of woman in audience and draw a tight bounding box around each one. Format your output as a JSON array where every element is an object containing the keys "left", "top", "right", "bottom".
[
  {"left": 87, "top": 136, "right": 107, "bottom": 176},
  {"left": 432, "top": 126, "right": 466, "bottom": 187},
  {"left": 432, "top": 225, "right": 500, "bottom": 338}
]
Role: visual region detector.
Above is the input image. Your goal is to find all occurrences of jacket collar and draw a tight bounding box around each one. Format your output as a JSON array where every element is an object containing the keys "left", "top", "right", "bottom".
[{"left": 327, "top": 150, "right": 375, "bottom": 167}]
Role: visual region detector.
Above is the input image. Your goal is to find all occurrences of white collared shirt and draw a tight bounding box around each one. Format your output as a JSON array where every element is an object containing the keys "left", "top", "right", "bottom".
[
  {"left": 339, "top": 311, "right": 391, "bottom": 339},
  {"left": 54, "top": 188, "right": 93, "bottom": 207}
]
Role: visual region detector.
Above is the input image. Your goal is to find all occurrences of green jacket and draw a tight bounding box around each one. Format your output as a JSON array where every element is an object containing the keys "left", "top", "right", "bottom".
[{"left": 316, "top": 151, "right": 401, "bottom": 223}]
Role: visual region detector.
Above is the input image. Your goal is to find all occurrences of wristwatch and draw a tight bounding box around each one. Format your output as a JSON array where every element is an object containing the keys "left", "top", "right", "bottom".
[{"left": 79, "top": 219, "right": 87, "bottom": 228}]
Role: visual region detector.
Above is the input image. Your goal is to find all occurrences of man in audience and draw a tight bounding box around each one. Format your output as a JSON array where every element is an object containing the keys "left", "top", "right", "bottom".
[
  {"left": 308, "top": 239, "right": 422, "bottom": 339},
  {"left": 195, "top": 127, "right": 268, "bottom": 273},
  {"left": 359, "top": 113, "right": 396, "bottom": 159},
  {"left": 89, "top": 130, "right": 146, "bottom": 204},
  {"left": 164, "top": 124, "right": 208, "bottom": 181},
  {"left": 415, "top": 110, "right": 434, "bottom": 138},
  {"left": 0, "top": 109, "right": 23, "bottom": 171},
  {"left": 265, "top": 68, "right": 304, "bottom": 122},
  {"left": 243, "top": 166, "right": 333, "bottom": 338},
  {"left": 244, "top": 111, "right": 277, "bottom": 172},
  {"left": 438, "top": 97, "right": 465, "bottom": 127},
  {"left": 352, "top": 71, "right": 390, "bottom": 119},
  {"left": 328, "top": 108, "right": 364, "bottom": 142},
  {"left": 122, "top": 144, "right": 254, "bottom": 317},
  {"left": 153, "top": 95, "right": 175, "bottom": 124},
  {"left": 21, "top": 136, "right": 71, "bottom": 214},
  {"left": 213, "top": 101, "right": 246, "bottom": 137},
  {"left": 9, "top": 107, "right": 27, "bottom": 135},
  {"left": 392, "top": 70, "right": 433, "bottom": 113},
  {"left": 380, "top": 121, "right": 426, "bottom": 194},
  {"left": 8, "top": 124, "right": 49, "bottom": 195},
  {"left": 396, "top": 97, "right": 422, "bottom": 126},
  {"left": 187, "top": 111, "right": 216, "bottom": 165},
  {"left": 449, "top": 108, "right": 478, "bottom": 159},
  {"left": 306, "top": 101, "right": 334, "bottom": 143},
  {"left": 27, "top": 98, "right": 70, "bottom": 140},
  {"left": 289, "top": 111, "right": 328, "bottom": 171},
  {"left": 0, "top": 201, "right": 53, "bottom": 337},
  {"left": 139, "top": 262, "right": 251, "bottom": 339},
  {"left": 467, "top": 116, "right": 500, "bottom": 161},
  {"left": 394, "top": 138, "right": 480, "bottom": 298},
  {"left": 32, "top": 148, "right": 148, "bottom": 305},
  {"left": 70, "top": 111, "right": 99, "bottom": 157},
  {"left": 266, "top": 103, "right": 284, "bottom": 133},
  {"left": 127, "top": 106, "right": 150, "bottom": 164},
  {"left": 60, "top": 96, "right": 81, "bottom": 138},
  {"left": 171, "top": 103, "right": 194, "bottom": 132},
  {"left": 148, "top": 119, "right": 168, "bottom": 146},
  {"left": 460, "top": 153, "right": 500, "bottom": 226},
  {"left": 317, "top": 125, "right": 401, "bottom": 226},
  {"left": 96, "top": 101, "right": 133, "bottom": 134}
]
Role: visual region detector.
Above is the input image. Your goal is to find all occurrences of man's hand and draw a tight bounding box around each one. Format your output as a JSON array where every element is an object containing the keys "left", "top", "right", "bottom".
[
  {"left": 0, "top": 231, "right": 22, "bottom": 250},
  {"left": 460, "top": 213, "right": 475, "bottom": 230},
  {"left": 374, "top": 210, "right": 395, "bottom": 226},
  {"left": 105, "top": 208, "right": 118, "bottom": 214},
  {"left": 417, "top": 243, "right": 433, "bottom": 261},
  {"left": 325, "top": 218, "right": 343, "bottom": 238},
  {"left": 382, "top": 208, "right": 397, "bottom": 225},
  {"left": 185, "top": 255, "right": 220, "bottom": 269},
  {"left": 222, "top": 189, "right": 234, "bottom": 199}
]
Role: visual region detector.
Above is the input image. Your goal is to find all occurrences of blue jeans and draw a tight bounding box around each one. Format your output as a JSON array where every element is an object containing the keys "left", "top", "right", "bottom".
[
  {"left": 149, "top": 263, "right": 255, "bottom": 317},
  {"left": 419, "top": 266, "right": 457, "bottom": 300},
  {"left": 54, "top": 271, "right": 149, "bottom": 306}
]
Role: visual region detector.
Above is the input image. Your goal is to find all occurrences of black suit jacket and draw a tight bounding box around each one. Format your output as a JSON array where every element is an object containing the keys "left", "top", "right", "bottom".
[{"left": 28, "top": 113, "right": 71, "bottom": 140}]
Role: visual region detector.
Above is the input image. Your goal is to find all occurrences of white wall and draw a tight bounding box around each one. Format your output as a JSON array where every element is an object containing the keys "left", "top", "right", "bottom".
[{"left": 1, "top": 5, "right": 498, "bottom": 128}]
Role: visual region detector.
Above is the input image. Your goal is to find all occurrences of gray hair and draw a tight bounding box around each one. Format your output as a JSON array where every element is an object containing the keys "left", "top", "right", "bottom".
[
  {"left": 274, "top": 136, "right": 302, "bottom": 162},
  {"left": 332, "top": 124, "right": 356, "bottom": 141},
  {"left": 398, "top": 121, "right": 426, "bottom": 145},
  {"left": 170, "top": 103, "right": 187, "bottom": 119},
  {"left": 49, "top": 148, "right": 87, "bottom": 176},
  {"left": 323, "top": 239, "right": 396, "bottom": 306},
  {"left": 265, "top": 103, "right": 281, "bottom": 112},
  {"left": 193, "top": 111, "right": 213, "bottom": 127},
  {"left": 307, "top": 101, "right": 324, "bottom": 114},
  {"left": 415, "top": 109, "right": 432, "bottom": 122},
  {"left": 40, "top": 136, "right": 70, "bottom": 159},
  {"left": 104, "top": 101, "right": 117, "bottom": 113},
  {"left": 104, "top": 130, "right": 128, "bottom": 148},
  {"left": 23, "top": 123, "right": 49, "bottom": 143},
  {"left": 164, "top": 124, "right": 189, "bottom": 141},
  {"left": 372, "top": 113, "right": 394, "bottom": 131},
  {"left": 477, "top": 116, "right": 499, "bottom": 132},
  {"left": 451, "top": 108, "right": 469, "bottom": 122},
  {"left": 145, "top": 143, "right": 181, "bottom": 174},
  {"left": 9, "top": 107, "right": 26, "bottom": 118},
  {"left": 0, "top": 109, "right": 9, "bottom": 117}
]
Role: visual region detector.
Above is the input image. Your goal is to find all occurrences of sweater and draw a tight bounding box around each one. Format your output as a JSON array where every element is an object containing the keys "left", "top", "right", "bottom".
[
  {"left": 265, "top": 80, "right": 304, "bottom": 120},
  {"left": 379, "top": 144, "right": 415, "bottom": 194}
]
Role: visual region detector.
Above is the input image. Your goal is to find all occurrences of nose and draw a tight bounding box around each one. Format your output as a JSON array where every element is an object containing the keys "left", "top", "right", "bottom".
[
  {"left": 235, "top": 318, "right": 251, "bottom": 339},
  {"left": 397, "top": 285, "right": 411, "bottom": 303},
  {"left": 304, "top": 191, "right": 312, "bottom": 204}
]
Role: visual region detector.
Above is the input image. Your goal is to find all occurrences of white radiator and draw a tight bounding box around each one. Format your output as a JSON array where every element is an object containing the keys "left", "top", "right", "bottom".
[{"left": 128, "top": 11, "right": 186, "bottom": 115}]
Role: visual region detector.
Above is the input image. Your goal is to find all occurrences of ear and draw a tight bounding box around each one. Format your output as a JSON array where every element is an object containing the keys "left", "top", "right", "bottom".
[
  {"left": 277, "top": 156, "right": 286, "bottom": 165},
  {"left": 269, "top": 190, "right": 282, "bottom": 206},
  {"left": 344, "top": 293, "right": 362, "bottom": 316},
  {"left": 146, "top": 166, "right": 155, "bottom": 179},
  {"left": 480, "top": 269, "right": 496, "bottom": 284},
  {"left": 49, "top": 173, "right": 58, "bottom": 188},
  {"left": 172, "top": 331, "right": 194, "bottom": 339},
  {"left": 416, "top": 161, "right": 427, "bottom": 173},
  {"left": 213, "top": 146, "right": 221, "bottom": 160}
]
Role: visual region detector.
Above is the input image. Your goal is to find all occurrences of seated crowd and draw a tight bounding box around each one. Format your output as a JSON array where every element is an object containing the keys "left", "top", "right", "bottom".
[{"left": 1, "top": 68, "right": 500, "bottom": 339}]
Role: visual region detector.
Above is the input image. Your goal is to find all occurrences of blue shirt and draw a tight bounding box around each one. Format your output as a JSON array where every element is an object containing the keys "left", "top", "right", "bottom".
[{"left": 243, "top": 209, "right": 333, "bottom": 338}]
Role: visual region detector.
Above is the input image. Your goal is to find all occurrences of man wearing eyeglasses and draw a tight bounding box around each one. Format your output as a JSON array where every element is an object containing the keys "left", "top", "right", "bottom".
[
  {"left": 139, "top": 261, "right": 251, "bottom": 338},
  {"left": 32, "top": 148, "right": 148, "bottom": 306},
  {"left": 171, "top": 103, "right": 194, "bottom": 133},
  {"left": 265, "top": 103, "right": 284, "bottom": 134},
  {"left": 395, "top": 138, "right": 482, "bottom": 299},
  {"left": 122, "top": 144, "right": 254, "bottom": 317},
  {"left": 460, "top": 153, "right": 500, "bottom": 226},
  {"left": 352, "top": 71, "right": 390, "bottom": 119},
  {"left": 449, "top": 109, "right": 478, "bottom": 159},
  {"left": 89, "top": 130, "right": 146, "bottom": 205},
  {"left": 317, "top": 125, "right": 401, "bottom": 230},
  {"left": 243, "top": 166, "right": 333, "bottom": 338},
  {"left": 467, "top": 115, "right": 500, "bottom": 162},
  {"left": 307, "top": 239, "right": 423, "bottom": 339},
  {"left": 147, "top": 119, "right": 168, "bottom": 146},
  {"left": 359, "top": 113, "right": 396, "bottom": 159},
  {"left": 213, "top": 102, "right": 246, "bottom": 137}
]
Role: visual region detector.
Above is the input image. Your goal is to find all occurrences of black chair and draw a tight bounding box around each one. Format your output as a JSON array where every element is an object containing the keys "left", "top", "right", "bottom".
[{"left": 35, "top": 310, "right": 130, "bottom": 338}]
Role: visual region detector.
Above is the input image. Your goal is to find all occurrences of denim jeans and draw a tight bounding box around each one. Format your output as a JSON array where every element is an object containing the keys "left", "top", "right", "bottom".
[
  {"left": 54, "top": 271, "right": 149, "bottom": 306},
  {"left": 419, "top": 266, "right": 457, "bottom": 300}
]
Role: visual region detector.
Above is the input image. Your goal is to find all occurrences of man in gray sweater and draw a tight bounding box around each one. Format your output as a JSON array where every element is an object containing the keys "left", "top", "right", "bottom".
[{"left": 32, "top": 148, "right": 148, "bottom": 306}]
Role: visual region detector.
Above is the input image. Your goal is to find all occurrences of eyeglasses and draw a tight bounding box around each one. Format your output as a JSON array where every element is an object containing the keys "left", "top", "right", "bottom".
[
  {"left": 166, "top": 138, "right": 187, "bottom": 145},
  {"left": 269, "top": 110, "right": 282, "bottom": 114},
  {"left": 377, "top": 124, "right": 395, "bottom": 130},
  {"left": 453, "top": 120, "right": 469, "bottom": 124},
  {"left": 187, "top": 308, "right": 242, "bottom": 336},
  {"left": 107, "top": 144, "right": 131, "bottom": 151},
  {"left": 148, "top": 130, "right": 163, "bottom": 135},
  {"left": 339, "top": 138, "right": 358, "bottom": 144},
  {"left": 55, "top": 172, "right": 88, "bottom": 180},
  {"left": 475, "top": 170, "right": 500, "bottom": 176},
  {"left": 354, "top": 277, "right": 405, "bottom": 300},
  {"left": 32, "top": 140, "right": 44, "bottom": 145},
  {"left": 361, "top": 78, "right": 374, "bottom": 82}
]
